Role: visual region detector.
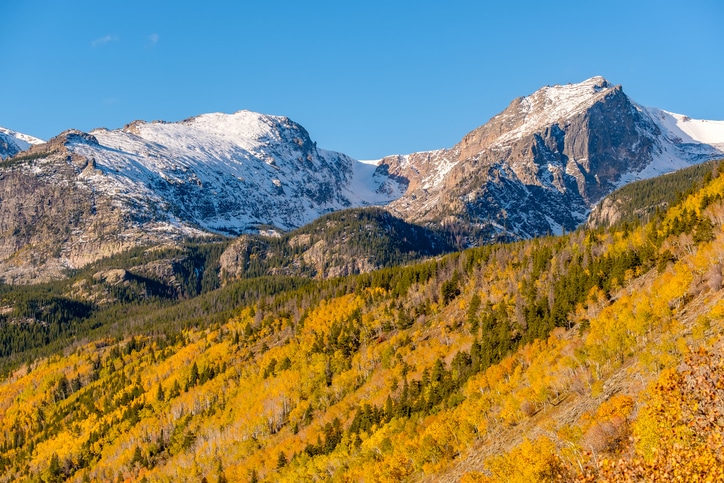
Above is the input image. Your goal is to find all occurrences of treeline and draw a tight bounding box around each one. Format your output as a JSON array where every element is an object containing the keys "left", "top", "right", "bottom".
[
  {"left": 2, "top": 154, "right": 720, "bottom": 376},
  {"left": 219, "top": 207, "right": 458, "bottom": 280},
  {"left": 0, "top": 206, "right": 460, "bottom": 370},
  {"left": 0, "top": 182, "right": 693, "bottom": 375},
  {"left": 6, "top": 156, "right": 718, "bottom": 376},
  {"left": 592, "top": 158, "right": 723, "bottom": 228},
  {"left": 0, "top": 169, "right": 722, "bottom": 482}
]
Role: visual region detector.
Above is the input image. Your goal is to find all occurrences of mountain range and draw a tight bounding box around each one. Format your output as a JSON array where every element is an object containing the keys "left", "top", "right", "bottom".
[
  {"left": 381, "top": 76, "right": 724, "bottom": 240},
  {"left": 1, "top": 76, "right": 724, "bottom": 483},
  {"left": 0, "top": 149, "right": 722, "bottom": 483},
  {"left": 1, "top": 76, "right": 723, "bottom": 283}
]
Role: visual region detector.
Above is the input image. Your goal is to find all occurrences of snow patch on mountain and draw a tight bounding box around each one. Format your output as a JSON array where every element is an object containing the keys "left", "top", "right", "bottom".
[
  {"left": 496, "top": 76, "right": 615, "bottom": 144},
  {"left": 645, "top": 107, "right": 724, "bottom": 147},
  {"left": 614, "top": 106, "right": 724, "bottom": 187},
  {"left": 344, "top": 155, "right": 406, "bottom": 204},
  {"left": 0, "top": 127, "right": 44, "bottom": 159},
  {"left": 357, "top": 159, "right": 382, "bottom": 166},
  {"left": 65, "top": 110, "right": 404, "bottom": 235}
]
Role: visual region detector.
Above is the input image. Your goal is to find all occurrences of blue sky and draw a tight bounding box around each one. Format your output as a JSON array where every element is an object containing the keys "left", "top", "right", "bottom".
[{"left": 1, "top": 0, "right": 723, "bottom": 159}]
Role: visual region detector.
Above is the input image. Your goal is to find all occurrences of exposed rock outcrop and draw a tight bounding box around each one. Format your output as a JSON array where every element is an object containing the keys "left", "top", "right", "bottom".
[
  {"left": 0, "top": 112, "right": 404, "bottom": 283},
  {"left": 381, "top": 77, "right": 723, "bottom": 242},
  {"left": 2, "top": 79, "right": 722, "bottom": 283}
]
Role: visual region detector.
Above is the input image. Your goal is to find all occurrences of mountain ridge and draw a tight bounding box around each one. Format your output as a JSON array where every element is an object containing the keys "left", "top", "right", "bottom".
[
  {"left": 380, "top": 76, "right": 724, "bottom": 241},
  {"left": 1, "top": 77, "right": 723, "bottom": 283},
  {"left": 218, "top": 207, "right": 457, "bottom": 282},
  {"left": 0, "top": 127, "right": 44, "bottom": 159},
  {"left": 0, "top": 112, "right": 406, "bottom": 283},
  {"left": 72, "top": 110, "right": 405, "bottom": 234}
]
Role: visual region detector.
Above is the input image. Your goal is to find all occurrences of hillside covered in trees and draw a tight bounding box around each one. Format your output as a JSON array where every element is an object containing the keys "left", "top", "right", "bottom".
[
  {"left": 0, "top": 164, "right": 723, "bottom": 482},
  {"left": 587, "top": 159, "right": 722, "bottom": 229},
  {"left": 0, "top": 208, "right": 458, "bottom": 373},
  {"left": 218, "top": 207, "right": 458, "bottom": 282}
]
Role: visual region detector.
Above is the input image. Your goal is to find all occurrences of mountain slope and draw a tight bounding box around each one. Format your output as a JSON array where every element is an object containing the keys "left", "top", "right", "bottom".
[
  {"left": 0, "top": 113, "right": 404, "bottom": 283},
  {"left": 380, "top": 76, "right": 724, "bottom": 241},
  {"left": 1, "top": 78, "right": 723, "bottom": 284},
  {"left": 72, "top": 111, "right": 403, "bottom": 234},
  {"left": 0, "top": 127, "right": 43, "bottom": 159},
  {"left": 0, "top": 166, "right": 722, "bottom": 483},
  {"left": 587, "top": 158, "right": 722, "bottom": 228},
  {"left": 219, "top": 207, "right": 457, "bottom": 281}
]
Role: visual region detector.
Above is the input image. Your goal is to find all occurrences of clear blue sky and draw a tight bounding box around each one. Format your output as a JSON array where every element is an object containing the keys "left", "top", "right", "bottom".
[{"left": 2, "top": 0, "right": 723, "bottom": 160}]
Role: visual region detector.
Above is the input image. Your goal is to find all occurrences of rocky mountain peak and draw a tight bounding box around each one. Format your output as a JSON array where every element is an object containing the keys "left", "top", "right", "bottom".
[
  {"left": 121, "top": 120, "right": 147, "bottom": 135},
  {"left": 458, "top": 76, "right": 621, "bottom": 160},
  {"left": 589, "top": 75, "right": 613, "bottom": 90},
  {"left": 383, "top": 76, "right": 724, "bottom": 243},
  {"left": 1, "top": 78, "right": 722, "bottom": 283},
  {"left": 52, "top": 129, "right": 100, "bottom": 147},
  {"left": 173, "top": 110, "right": 311, "bottom": 148}
]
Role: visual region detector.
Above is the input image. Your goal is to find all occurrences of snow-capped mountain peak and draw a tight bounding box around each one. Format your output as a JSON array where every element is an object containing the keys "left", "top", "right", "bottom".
[
  {"left": 481, "top": 76, "right": 618, "bottom": 147},
  {"left": 0, "top": 127, "right": 44, "bottom": 159},
  {"left": 122, "top": 110, "right": 301, "bottom": 154},
  {"left": 64, "top": 109, "right": 405, "bottom": 235},
  {"left": 1, "top": 78, "right": 722, "bottom": 283},
  {"left": 0, "top": 109, "right": 409, "bottom": 282},
  {"left": 380, "top": 76, "right": 724, "bottom": 242}
]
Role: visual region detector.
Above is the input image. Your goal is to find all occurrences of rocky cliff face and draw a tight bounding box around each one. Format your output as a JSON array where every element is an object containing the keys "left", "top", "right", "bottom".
[
  {"left": 2, "top": 78, "right": 722, "bottom": 283},
  {"left": 0, "top": 113, "right": 405, "bottom": 283},
  {"left": 0, "top": 133, "right": 185, "bottom": 283},
  {"left": 381, "top": 77, "right": 724, "bottom": 241},
  {"left": 586, "top": 195, "right": 626, "bottom": 228}
]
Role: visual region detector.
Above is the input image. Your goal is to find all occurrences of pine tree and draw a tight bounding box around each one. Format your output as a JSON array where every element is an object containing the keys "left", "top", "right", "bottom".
[
  {"left": 467, "top": 293, "right": 481, "bottom": 332},
  {"left": 46, "top": 452, "right": 62, "bottom": 483},
  {"left": 131, "top": 445, "right": 143, "bottom": 466},
  {"left": 277, "top": 451, "right": 288, "bottom": 469},
  {"left": 189, "top": 361, "right": 199, "bottom": 387}
]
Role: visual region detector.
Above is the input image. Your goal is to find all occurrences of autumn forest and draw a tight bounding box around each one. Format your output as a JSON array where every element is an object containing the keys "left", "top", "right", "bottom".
[{"left": 1, "top": 162, "right": 724, "bottom": 482}]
